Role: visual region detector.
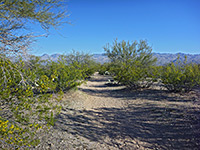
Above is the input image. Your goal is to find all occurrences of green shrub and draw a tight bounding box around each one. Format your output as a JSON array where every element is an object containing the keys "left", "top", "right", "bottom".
[
  {"left": 0, "top": 55, "right": 62, "bottom": 149},
  {"left": 46, "top": 57, "right": 83, "bottom": 91},
  {"left": 104, "top": 39, "right": 157, "bottom": 89},
  {"left": 66, "top": 51, "right": 99, "bottom": 78},
  {"left": 0, "top": 52, "right": 95, "bottom": 148},
  {"left": 161, "top": 57, "right": 200, "bottom": 92},
  {"left": 44, "top": 52, "right": 97, "bottom": 91},
  {"left": 98, "top": 62, "right": 113, "bottom": 75},
  {"left": 0, "top": 0, "right": 69, "bottom": 148},
  {"left": 113, "top": 60, "right": 158, "bottom": 88}
]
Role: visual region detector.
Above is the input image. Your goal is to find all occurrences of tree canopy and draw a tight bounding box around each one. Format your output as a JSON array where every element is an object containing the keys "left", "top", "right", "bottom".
[
  {"left": 0, "top": 1, "right": 70, "bottom": 148},
  {"left": 0, "top": 0, "right": 69, "bottom": 56},
  {"left": 103, "top": 39, "right": 157, "bottom": 89},
  {"left": 104, "top": 39, "right": 157, "bottom": 66}
]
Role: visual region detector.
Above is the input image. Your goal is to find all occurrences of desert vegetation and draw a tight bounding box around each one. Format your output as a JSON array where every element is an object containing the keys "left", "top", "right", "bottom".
[
  {"left": 1, "top": 1, "right": 200, "bottom": 149},
  {"left": 0, "top": 52, "right": 98, "bottom": 149},
  {"left": 103, "top": 39, "right": 157, "bottom": 89},
  {"left": 100, "top": 39, "right": 200, "bottom": 92},
  {"left": 160, "top": 56, "right": 200, "bottom": 92},
  {"left": 1, "top": 44, "right": 200, "bottom": 149},
  {"left": 0, "top": 0, "right": 97, "bottom": 149}
]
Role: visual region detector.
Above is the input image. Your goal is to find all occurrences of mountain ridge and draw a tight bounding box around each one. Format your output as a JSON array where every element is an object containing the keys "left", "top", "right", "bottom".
[{"left": 40, "top": 53, "right": 200, "bottom": 65}]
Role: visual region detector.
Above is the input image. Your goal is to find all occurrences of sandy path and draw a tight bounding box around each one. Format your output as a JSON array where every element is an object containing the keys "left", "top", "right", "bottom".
[
  {"left": 79, "top": 72, "right": 128, "bottom": 109},
  {"left": 37, "top": 73, "right": 200, "bottom": 150}
]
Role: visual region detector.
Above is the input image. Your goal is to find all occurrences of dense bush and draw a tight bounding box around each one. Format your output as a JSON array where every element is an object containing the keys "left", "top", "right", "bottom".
[
  {"left": 104, "top": 39, "right": 157, "bottom": 89},
  {"left": 45, "top": 56, "right": 84, "bottom": 91},
  {"left": 98, "top": 62, "right": 113, "bottom": 75},
  {"left": 0, "top": 52, "right": 95, "bottom": 149},
  {"left": 161, "top": 56, "right": 200, "bottom": 92},
  {"left": 0, "top": 55, "right": 61, "bottom": 149},
  {"left": 113, "top": 60, "right": 159, "bottom": 89},
  {"left": 0, "top": 0, "right": 70, "bottom": 148},
  {"left": 66, "top": 51, "right": 99, "bottom": 78}
]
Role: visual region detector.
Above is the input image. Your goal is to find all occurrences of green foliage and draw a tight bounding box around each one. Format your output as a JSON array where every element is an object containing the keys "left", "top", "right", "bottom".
[
  {"left": 66, "top": 51, "right": 99, "bottom": 78},
  {"left": 0, "top": 1, "right": 71, "bottom": 148},
  {"left": 0, "top": 52, "right": 94, "bottom": 148},
  {"left": 104, "top": 39, "right": 157, "bottom": 65},
  {"left": 0, "top": 55, "right": 62, "bottom": 149},
  {"left": 114, "top": 60, "right": 158, "bottom": 88},
  {"left": 98, "top": 62, "right": 113, "bottom": 75},
  {"left": 104, "top": 39, "right": 157, "bottom": 89},
  {"left": 0, "top": 0, "right": 69, "bottom": 55},
  {"left": 43, "top": 52, "right": 97, "bottom": 91},
  {"left": 161, "top": 56, "right": 200, "bottom": 92},
  {"left": 1, "top": 0, "right": 67, "bottom": 27},
  {"left": 46, "top": 55, "right": 84, "bottom": 91}
]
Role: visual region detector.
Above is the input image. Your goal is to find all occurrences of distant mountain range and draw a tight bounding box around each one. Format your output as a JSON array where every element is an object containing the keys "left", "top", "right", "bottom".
[
  {"left": 40, "top": 53, "right": 200, "bottom": 66},
  {"left": 153, "top": 53, "right": 200, "bottom": 65}
]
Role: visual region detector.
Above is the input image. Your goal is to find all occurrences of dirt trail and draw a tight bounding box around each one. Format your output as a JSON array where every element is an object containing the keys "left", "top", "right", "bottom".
[
  {"left": 37, "top": 73, "right": 200, "bottom": 150},
  {"left": 78, "top": 72, "right": 128, "bottom": 109}
]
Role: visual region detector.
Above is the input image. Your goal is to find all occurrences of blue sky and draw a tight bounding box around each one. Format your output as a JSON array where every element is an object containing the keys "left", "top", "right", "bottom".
[{"left": 32, "top": 0, "right": 200, "bottom": 55}]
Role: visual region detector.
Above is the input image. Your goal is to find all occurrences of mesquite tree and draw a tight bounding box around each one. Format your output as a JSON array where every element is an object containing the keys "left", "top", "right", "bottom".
[
  {"left": 0, "top": 0, "right": 69, "bottom": 56},
  {"left": 104, "top": 39, "right": 157, "bottom": 89}
]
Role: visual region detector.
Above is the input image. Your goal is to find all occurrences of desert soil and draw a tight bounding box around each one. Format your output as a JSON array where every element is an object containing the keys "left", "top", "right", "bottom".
[{"left": 36, "top": 72, "right": 200, "bottom": 150}]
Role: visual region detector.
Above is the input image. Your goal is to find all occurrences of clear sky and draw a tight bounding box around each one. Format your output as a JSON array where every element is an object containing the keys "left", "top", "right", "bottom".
[{"left": 32, "top": 0, "right": 200, "bottom": 55}]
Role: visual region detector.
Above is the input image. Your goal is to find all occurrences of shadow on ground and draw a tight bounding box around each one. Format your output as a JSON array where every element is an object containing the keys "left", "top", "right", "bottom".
[
  {"left": 79, "top": 74, "right": 198, "bottom": 103},
  {"left": 80, "top": 87, "right": 197, "bottom": 103},
  {"left": 55, "top": 103, "right": 200, "bottom": 149},
  {"left": 55, "top": 75, "right": 200, "bottom": 149}
]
